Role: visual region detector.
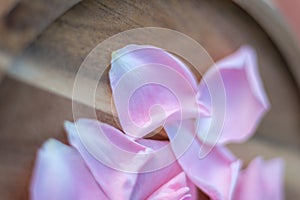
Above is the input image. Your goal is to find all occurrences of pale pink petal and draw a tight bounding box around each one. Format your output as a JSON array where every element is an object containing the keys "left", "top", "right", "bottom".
[
  {"left": 30, "top": 139, "right": 107, "bottom": 200},
  {"left": 131, "top": 138, "right": 192, "bottom": 200},
  {"left": 233, "top": 157, "right": 285, "bottom": 200},
  {"left": 197, "top": 46, "right": 270, "bottom": 144},
  {"left": 65, "top": 119, "right": 147, "bottom": 200},
  {"left": 65, "top": 119, "right": 185, "bottom": 200},
  {"left": 110, "top": 44, "right": 197, "bottom": 90},
  {"left": 110, "top": 45, "right": 207, "bottom": 138},
  {"left": 165, "top": 120, "right": 241, "bottom": 200},
  {"left": 186, "top": 178, "right": 199, "bottom": 200},
  {"left": 147, "top": 172, "right": 191, "bottom": 200}
]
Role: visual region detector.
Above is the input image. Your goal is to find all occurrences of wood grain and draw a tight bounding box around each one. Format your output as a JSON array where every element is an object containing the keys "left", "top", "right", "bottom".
[
  {"left": 0, "top": 0, "right": 299, "bottom": 199},
  {"left": 0, "top": 0, "right": 19, "bottom": 18},
  {"left": 0, "top": 0, "right": 81, "bottom": 54}
]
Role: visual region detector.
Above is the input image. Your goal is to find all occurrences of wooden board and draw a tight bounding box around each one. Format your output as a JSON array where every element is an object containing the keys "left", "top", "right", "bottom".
[
  {"left": 0, "top": 0, "right": 299, "bottom": 199},
  {"left": 0, "top": 0, "right": 81, "bottom": 54},
  {"left": 234, "top": 0, "right": 300, "bottom": 88}
]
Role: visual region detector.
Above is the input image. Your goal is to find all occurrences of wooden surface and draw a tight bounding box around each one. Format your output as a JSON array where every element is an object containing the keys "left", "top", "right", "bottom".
[
  {"left": 274, "top": 0, "right": 300, "bottom": 44},
  {"left": 0, "top": 0, "right": 299, "bottom": 199},
  {"left": 0, "top": 0, "right": 81, "bottom": 54},
  {"left": 234, "top": 0, "right": 300, "bottom": 88}
]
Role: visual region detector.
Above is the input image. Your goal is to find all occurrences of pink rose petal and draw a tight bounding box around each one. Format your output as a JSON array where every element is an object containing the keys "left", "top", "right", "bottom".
[
  {"left": 110, "top": 45, "right": 208, "bottom": 138},
  {"left": 197, "top": 46, "right": 270, "bottom": 145},
  {"left": 130, "top": 139, "right": 190, "bottom": 200},
  {"left": 233, "top": 157, "right": 285, "bottom": 200},
  {"left": 30, "top": 139, "right": 107, "bottom": 200},
  {"left": 65, "top": 119, "right": 147, "bottom": 199},
  {"left": 165, "top": 120, "right": 241, "bottom": 200},
  {"left": 110, "top": 44, "right": 197, "bottom": 90},
  {"left": 147, "top": 172, "right": 191, "bottom": 200}
]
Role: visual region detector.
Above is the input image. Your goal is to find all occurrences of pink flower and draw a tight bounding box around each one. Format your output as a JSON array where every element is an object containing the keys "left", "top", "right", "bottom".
[{"left": 30, "top": 45, "right": 284, "bottom": 200}]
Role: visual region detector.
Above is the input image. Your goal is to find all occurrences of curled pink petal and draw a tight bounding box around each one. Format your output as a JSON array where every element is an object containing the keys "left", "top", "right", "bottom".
[
  {"left": 197, "top": 46, "right": 270, "bottom": 144},
  {"left": 30, "top": 139, "right": 107, "bottom": 200},
  {"left": 110, "top": 44, "right": 197, "bottom": 90},
  {"left": 186, "top": 178, "right": 200, "bottom": 200},
  {"left": 233, "top": 157, "right": 285, "bottom": 200},
  {"left": 110, "top": 45, "right": 208, "bottom": 138},
  {"left": 147, "top": 172, "right": 191, "bottom": 200},
  {"left": 165, "top": 120, "right": 241, "bottom": 200},
  {"left": 65, "top": 119, "right": 147, "bottom": 199},
  {"left": 115, "top": 133, "right": 198, "bottom": 200},
  {"left": 65, "top": 119, "right": 190, "bottom": 200}
]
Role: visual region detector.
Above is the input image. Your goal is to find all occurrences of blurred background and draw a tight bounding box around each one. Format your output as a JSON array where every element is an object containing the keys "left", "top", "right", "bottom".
[{"left": 0, "top": 0, "right": 299, "bottom": 199}]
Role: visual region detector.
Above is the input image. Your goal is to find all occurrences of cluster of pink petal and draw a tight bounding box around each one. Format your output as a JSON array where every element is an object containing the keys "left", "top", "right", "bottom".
[{"left": 30, "top": 45, "right": 284, "bottom": 200}]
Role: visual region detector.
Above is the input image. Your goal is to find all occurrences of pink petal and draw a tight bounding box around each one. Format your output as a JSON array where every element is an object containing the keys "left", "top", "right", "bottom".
[
  {"left": 131, "top": 138, "right": 193, "bottom": 200},
  {"left": 165, "top": 120, "right": 241, "bottom": 200},
  {"left": 65, "top": 119, "right": 185, "bottom": 200},
  {"left": 65, "top": 119, "right": 147, "bottom": 199},
  {"left": 197, "top": 46, "right": 270, "bottom": 144},
  {"left": 186, "top": 178, "right": 199, "bottom": 200},
  {"left": 30, "top": 139, "right": 107, "bottom": 200},
  {"left": 147, "top": 172, "right": 191, "bottom": 200},
  {"left": 110, "top": 45, "right": 207, "bottom": 138},
  {"left": 110, "top": 45, "right": 198, "bottom": 90},
  {"left": 233, "top": 157, "right": 285, "bottom": 200}
]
